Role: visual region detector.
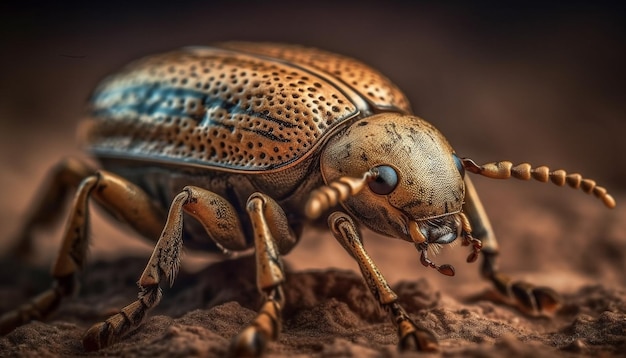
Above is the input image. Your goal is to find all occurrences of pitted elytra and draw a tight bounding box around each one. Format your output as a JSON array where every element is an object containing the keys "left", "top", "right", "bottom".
[{"left": 0, "top": 42, "right": 616, "bottom": 355}]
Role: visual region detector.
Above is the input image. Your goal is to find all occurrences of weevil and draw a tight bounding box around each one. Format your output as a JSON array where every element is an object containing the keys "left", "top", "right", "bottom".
[{"left": 0, "top": 42, "right": 616, "bottom": 355}]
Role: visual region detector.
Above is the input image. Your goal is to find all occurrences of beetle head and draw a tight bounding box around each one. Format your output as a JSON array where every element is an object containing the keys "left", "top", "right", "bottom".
[
  {"left": 309, "top": 113, "right": 615, "bottom": 275},
  {"left": 318, "top": 113, "right": 470, "bottom": 269}
]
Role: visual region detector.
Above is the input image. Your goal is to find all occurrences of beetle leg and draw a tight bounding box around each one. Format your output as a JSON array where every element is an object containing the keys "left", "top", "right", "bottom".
[
  {"left": 230, "top": 192, "right": 297, "bottom": 356},
  {"left": 463, "top": 176, "right": 561, "bottom": 316},
  {"left": 0, "top": 170, "right": 165, "bottom": 336},
  {"left": 7, "top": 158, "right": 95, "bottom": 258},
  {"left": 327, "top": 211, "right": 439, "bottom": 352},
  {"left": 82, "top": 186, "right": 248, "bottom": 351}
]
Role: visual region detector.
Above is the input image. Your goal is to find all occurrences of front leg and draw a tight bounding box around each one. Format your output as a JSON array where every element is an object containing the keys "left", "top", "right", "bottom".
[
  {"left": 8, "top": 158, "right": 95, "bottom": 258},
  {"left": 463, "top": 176, "right": 561, "bottom": 315},
  {"left": 327, "top": 212, "right": 438, "bottom": 352}
]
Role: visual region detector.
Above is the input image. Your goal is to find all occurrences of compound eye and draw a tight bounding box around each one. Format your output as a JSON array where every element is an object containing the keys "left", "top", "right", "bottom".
[
  {"left": 452, "top": 153, "right": 465, "bottom": 178},
  {"left": 368, "top": 165, "right": 399, "bottom": 195}
]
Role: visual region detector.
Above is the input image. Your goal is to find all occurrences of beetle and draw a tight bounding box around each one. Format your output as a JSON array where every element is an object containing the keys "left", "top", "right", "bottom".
[{"left": 0, "top": 42, "right": 616, "bottom": 355}]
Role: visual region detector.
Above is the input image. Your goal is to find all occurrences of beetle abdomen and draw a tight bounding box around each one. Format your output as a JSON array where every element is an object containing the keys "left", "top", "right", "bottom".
[{"left": 81, "top": 43, "right": 410, "bottom": 172}]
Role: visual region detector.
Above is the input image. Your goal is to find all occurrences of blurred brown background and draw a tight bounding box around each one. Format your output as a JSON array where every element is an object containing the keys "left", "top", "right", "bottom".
[{"left": 0, "top": 1, "right": 624, "bottom": 296}]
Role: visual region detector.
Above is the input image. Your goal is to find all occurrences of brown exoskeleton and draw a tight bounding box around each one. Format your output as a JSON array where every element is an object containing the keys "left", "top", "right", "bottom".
[{"left": 0, "top": 42, "right": 616, "bottom": 355}]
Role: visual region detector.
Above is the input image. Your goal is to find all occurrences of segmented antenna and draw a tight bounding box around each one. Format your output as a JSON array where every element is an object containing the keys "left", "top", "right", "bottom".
[
  {"left": 462, "top": 158, "right": 616, "bottom": 208},
  {"left": 305, "top": 171, "right": 375, "bottom": 220}
]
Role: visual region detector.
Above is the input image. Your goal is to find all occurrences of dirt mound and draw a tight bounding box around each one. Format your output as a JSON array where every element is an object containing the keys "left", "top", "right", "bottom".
[{"left": 1, "top": 254, "right": 624, "bottom": 357}]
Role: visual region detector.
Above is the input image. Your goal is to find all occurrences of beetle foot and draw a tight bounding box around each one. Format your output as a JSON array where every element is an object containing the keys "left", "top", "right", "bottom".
[
  {"left": 83, "top": 321, "right": 115, "bottom": 352},
  {"left": 510, "top": 280, "right": 562, "bottom": 316},
  {"left": 482, "top": 252, "right": 562, "bottom": 316},
  {"left": 229, "top": 325, "right": 269, "bottom": 357},
  {"left": 397, "top": 318, "right": 439, "bottom": 352},
  {"left": 490, "top": 273, "right": 562, "bottom": 316},
  {"left": 387, "top": 302, "right": 438, "bottom": 352},
  {"left": 229, "top": 299, "right": 280, "bottom": 356}
]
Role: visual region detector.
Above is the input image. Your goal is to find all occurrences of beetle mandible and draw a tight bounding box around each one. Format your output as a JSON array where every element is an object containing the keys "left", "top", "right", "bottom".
[{"left": 0, "top": 42, "right": 616, "bottom": 355}]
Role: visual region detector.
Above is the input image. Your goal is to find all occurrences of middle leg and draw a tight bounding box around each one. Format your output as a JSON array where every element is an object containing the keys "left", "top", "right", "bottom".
[
  {"left": 83, "top": 185, "right": 248, "bottom": 351},
  {"left": 230, "top": 192, "right": 298, "bottom": 356}
]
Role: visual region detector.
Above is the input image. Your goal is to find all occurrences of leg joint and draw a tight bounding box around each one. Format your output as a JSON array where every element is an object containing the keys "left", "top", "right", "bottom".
[{"left": 246, "top": 192, "right": 267, "bottom": 214}]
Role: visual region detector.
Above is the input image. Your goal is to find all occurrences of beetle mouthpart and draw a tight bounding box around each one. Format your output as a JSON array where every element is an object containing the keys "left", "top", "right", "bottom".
[
  {"left": 417, "top": 215, "right": 461, "bottom": 245},
  {"left": 462, "top": 232, "right": 482, "bottom": 263},
  {"left": 409, "top": 220, "right": 427, "bottom": 244},
  {"left": 458, "top": 212, "right": 482, "bottom": 263},
  {"left": 461, "top": 158, "right": 616, "bottom": 209},
  {"left": 415, "top": 243, "right": 456, "bottom": 276}
]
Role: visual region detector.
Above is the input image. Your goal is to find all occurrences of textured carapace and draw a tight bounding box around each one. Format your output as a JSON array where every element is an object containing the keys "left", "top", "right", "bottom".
[
  {"left": 218, "top": 42, "right": 411, "bottom": 112},
  {"left": 81, "top": 42, "right": 410, "bottom": 172}
]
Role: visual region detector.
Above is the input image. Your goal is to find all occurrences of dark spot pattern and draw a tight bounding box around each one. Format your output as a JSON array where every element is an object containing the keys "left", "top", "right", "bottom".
[{"left": 83, "top": 43, "right": 410, "bottom": 171}]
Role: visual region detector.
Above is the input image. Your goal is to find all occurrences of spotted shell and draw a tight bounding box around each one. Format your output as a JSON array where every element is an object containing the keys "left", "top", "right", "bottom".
[{"left": 81, "top": 42, "right": 411, "bottom": 172}]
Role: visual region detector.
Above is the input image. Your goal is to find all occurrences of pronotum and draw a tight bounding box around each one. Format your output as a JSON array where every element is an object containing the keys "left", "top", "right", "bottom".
[{"left": 0, "top": 42, "right": 615, "bottom": 355}]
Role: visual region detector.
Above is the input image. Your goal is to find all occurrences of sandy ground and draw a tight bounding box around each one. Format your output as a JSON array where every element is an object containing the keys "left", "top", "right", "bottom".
[
  {"left": 1, "top": 253, "right": 625, "bottom": 357},
  {"left": 0, "top": 2, "right": 624, "bottom": 357}
]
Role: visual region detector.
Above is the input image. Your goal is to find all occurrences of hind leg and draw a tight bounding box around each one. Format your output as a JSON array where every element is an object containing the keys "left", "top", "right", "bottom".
[
  {"left": 0, "top": 170, "right": 165, "bottom": 335},
  {"left": 463, "top": 177, "right": 561, "bottom": 315},
  {"left": 8, "top": 158, "right": 95, "bottom": 258},
  {"left": 82, "top": 185, "right": 248, "bottom": 351}
]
